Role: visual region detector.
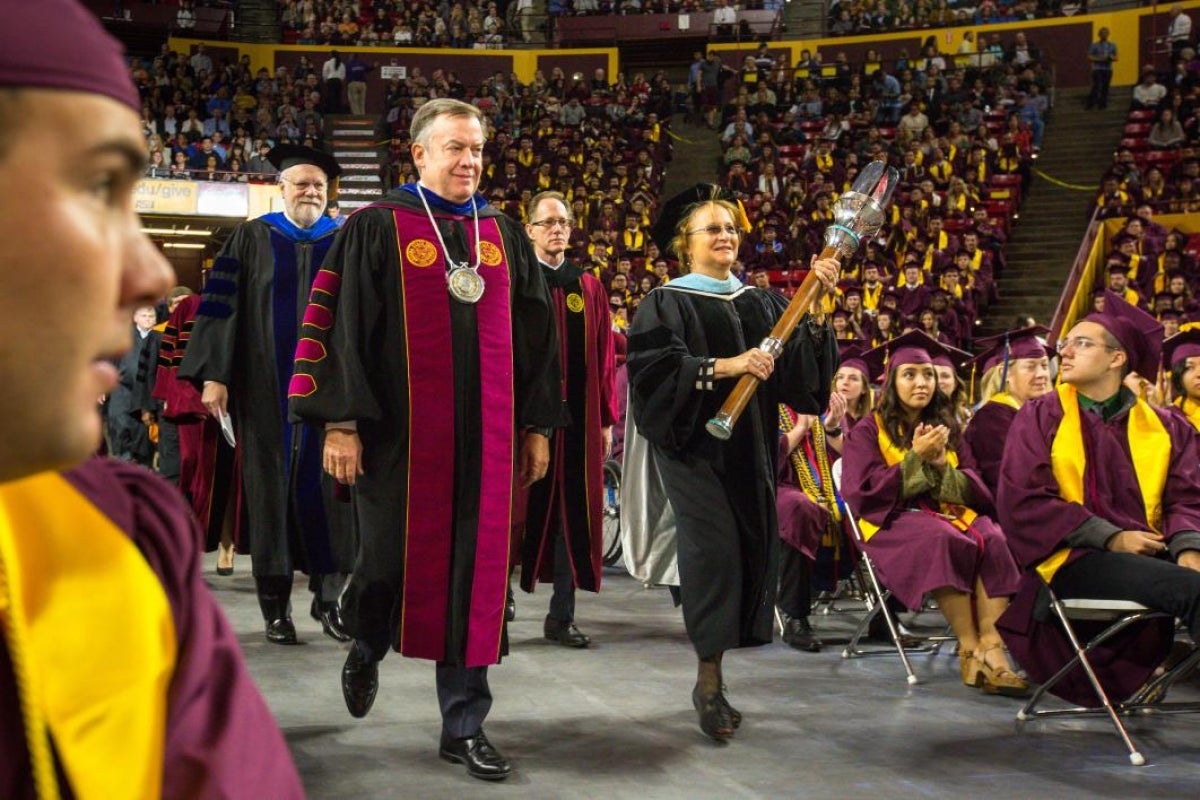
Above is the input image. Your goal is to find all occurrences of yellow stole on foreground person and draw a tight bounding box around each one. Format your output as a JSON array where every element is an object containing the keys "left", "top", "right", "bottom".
[
  {"left": 1038, "top": 383, "right": 1171, "bottom": 583},
  {"left": 0, "top": 471, "right": 175, "bottom": 800},
  {"left": 1175, "top": 396, "right": 1200, "bottom": 434},
  {"left": 857, "top": 414, "right": 978, "bottom": 541}
]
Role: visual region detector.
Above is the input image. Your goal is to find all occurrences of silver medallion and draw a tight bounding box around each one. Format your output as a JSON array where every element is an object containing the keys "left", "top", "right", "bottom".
[{"left": 447, "top": 266, "right": 485, "bottom": 304}]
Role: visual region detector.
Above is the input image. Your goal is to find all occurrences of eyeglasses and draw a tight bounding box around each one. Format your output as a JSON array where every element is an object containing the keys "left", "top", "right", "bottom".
[
  {"left": 529, "top": 218, "right": 574, "bottom": 229},
  {"left": 1055, "top": 336, "right": 1118, "bottom": 354},
  {"left": 282, "top": 178, "right": 327, "bottom": 192},
  {"left": 687, "top": 224, "right": 741, "bottom": 237}
]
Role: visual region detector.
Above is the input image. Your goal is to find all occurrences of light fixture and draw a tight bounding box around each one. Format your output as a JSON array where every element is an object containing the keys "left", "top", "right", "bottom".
[
  {"left": 142, "top": 227, "right": 213, "bottom": 236},
  {"left": 163, "top": 242, "right": 207, "bottom": 249}
]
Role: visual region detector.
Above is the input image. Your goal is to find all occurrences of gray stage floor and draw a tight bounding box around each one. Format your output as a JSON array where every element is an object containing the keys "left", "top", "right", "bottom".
[{"left": 213, "top": 565, "right": 1200, "bottom": 799}]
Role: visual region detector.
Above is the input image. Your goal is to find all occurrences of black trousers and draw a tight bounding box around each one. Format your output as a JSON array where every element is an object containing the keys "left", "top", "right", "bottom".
[
  {"left": 778, "top": 543, "right": 812, "bottom": 619},
  {"left": 1052, "top": 550, "right": 1200, "bottom": 639},
  {"left": 156, "top": 418, "right": 180, "bottom": 481},
  {"left": 435, "top": 663, "right": 492, "bottom": 739},
  {"left": 1087, "top": 69, "right": 1112, "bottom": 109},
  {"left": 548, "top": 529, "right": 576, "bottom": 623}
]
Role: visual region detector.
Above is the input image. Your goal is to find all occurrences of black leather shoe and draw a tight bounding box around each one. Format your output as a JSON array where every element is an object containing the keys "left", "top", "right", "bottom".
[
  {"left": 439, "top": 730, "right": 512, "bottom": 781},
  {"left": 505, "top": 586, "right": 516, "bottom": 622},
  {"left": 782, "top": 616, "right": 823, "bottom": 653},
  {"left": 867, "top": 612, "right": 921, "bottom": 648},
  {"left": 265, "top": 618, "right": 298, "bottom": 645},
  {"left": 341, "top": 644, "right": 379, "bottom": 719},
  {"left": 310, "top": 597, "right": 352, "bottom": 642},
  {"left": 544, "top": 616, "right": 590, "bottom": 648}
]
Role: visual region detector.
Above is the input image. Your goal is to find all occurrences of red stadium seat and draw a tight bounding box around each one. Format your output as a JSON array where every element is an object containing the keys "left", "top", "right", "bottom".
[
  {"left": 1120, "top": 137, "right": 1149, "bottom": 151},
  {"left": 1128, "top": 109, "right": 1156, "bottom": 122},
  {"left": 1123, "top": 123, "right": 1152, "bottom": 136}
]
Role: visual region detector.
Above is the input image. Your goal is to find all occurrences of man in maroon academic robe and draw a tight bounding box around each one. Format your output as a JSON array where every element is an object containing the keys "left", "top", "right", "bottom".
[
  {"left": 289, "top": 99, "right": 562, "bottom": 781},
  {"left": 519, "top": 191, "right": 619, "bottom": 648},
  {"left": 0, "top": 3, "right": 301, "bottom": 795},
  {"left": 153, "top": 293, "right": 244, "bottom": 570},
  {"left": 996, "top": 292, "right": 1200, "bottom": 705}
]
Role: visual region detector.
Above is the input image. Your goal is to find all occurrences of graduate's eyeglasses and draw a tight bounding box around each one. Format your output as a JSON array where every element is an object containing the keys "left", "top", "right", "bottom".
[
  {"left": 530, "top": 218, "right": 574, "bottom": 229},
  {"left": 1055, "top": 337, "right": 1117, "bottom": 354},
  {"left": 688, "top": 224, "right": 741, "bottom": 238}
]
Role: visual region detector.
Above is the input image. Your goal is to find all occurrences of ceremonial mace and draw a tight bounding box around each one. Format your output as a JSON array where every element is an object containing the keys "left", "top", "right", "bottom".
[{"left": 706, "top": 160, "right": 899, "bottom": 440}]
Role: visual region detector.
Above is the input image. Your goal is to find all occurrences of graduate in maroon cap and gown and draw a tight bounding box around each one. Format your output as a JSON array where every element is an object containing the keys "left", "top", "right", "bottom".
[
  {"left": 841, "top": 331, "right": 1028, "bottom": 696},
  {"left": 1163, "top": 328, "right": 1200, "bottom": 432},
  {"left": 518, "top": 192, "right": 619, "bottom": 648},
  {"left": 289, "top": 99, "right": 562, "bottom": 780},
  {"left": 0, "top": 3, "right": 302, "bottom": 796},
  {"left": 996, "top": 293, "right": 1200, "bottom": 706},
  {"left": 959, "top": 326, "right": 1054, "bottom": 495}
]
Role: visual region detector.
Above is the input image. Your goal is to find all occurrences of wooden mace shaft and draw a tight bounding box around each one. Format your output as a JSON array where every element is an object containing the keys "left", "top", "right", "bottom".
[{"left": 705, "top": 245, "right": 840, "bottom": 440}]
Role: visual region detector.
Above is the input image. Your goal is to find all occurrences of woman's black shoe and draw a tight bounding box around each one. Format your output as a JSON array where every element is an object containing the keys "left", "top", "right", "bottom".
[{"left": 692, "top": 685, "right": 736, "bottom": 742}]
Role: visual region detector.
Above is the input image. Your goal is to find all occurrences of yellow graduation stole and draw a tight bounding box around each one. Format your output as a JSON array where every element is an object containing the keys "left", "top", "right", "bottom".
[
  {"left": 857, "top": 414, "right": 978, "bottom": 541},
  {"left": 0, "top": 471, "right": 175, "bottom": 799},
  {"left": 862, "top": 283, "right": 883, "bottom": 311},
  {"left": 965, "top": 247, "right": 983, "bottom": 274},
  {"left": 622, "top": 230, "right": 644, "bottom": 251},
  {"left": 536, "top": 173, "right": 552, "bottom": 190},
  {"left": 1175, "top": 397, "right": 1200, "bottom": 433},
  {"left": 929, "top": 160, "right": 953, "bottom": 183},
  {"left": 815, "top": 153, "right": 833, "bottom": 171},
  {"left": 517, "top": 149, "right": 534, "bottom": 168},
  {"left": 1039, "top": 384, "right": 1171, "bottom": 583},
  {"left": 975, "top": 160, "right": 989, "bottom": 183},
  {"left": 647, "top": 122, "right": 661, "bottom": 143},
  {"left": 988, "top": 391, "right": 1022, "bottom": 410},
  {"left": 1126, "top": 253, "right": 1142, "bottom": 283}
]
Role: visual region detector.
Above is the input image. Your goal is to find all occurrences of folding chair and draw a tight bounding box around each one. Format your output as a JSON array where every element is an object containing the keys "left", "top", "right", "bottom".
[
  {"left": 831, "top": 460, "right": 952, "bottom": 685},
  {"left": 1015, "top": 585, "right": 1200, "bottom": 766}
]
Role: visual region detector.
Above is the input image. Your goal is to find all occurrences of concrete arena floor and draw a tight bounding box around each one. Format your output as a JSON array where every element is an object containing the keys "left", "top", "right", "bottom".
[{"left": 212, "top": 565, "right": 1200, "bottom": 799}]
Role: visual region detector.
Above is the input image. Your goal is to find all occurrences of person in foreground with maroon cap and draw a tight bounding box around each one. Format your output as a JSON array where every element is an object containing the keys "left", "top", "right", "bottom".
[
  {"left": 0, "top": 1, "right": 303, "bottom": 797},
  {"left": 840, "top": 331, "right": 1029, "bottom": 697},
  {"left": 996, "top": 292, "right": 1200, "bottom": 707}
]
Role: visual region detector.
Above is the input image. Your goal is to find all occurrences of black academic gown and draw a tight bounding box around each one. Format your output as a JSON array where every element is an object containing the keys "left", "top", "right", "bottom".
[
  {"left": 108, "top": 326, "right": 158, "bottom": 465},
  {"left": 179, "top": 216, "right": 350, "bottom": 579},
  {"left": 289, "top": 190, "right": 563, "bottom": 666},
  {"left": 626, "top": 283, "right": 836, "bottom": 657}
]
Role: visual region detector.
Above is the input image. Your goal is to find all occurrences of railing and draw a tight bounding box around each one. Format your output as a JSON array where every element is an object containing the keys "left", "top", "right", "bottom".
[{"left": 1048, "top": 205, "right": 1104, "bottom": 345}]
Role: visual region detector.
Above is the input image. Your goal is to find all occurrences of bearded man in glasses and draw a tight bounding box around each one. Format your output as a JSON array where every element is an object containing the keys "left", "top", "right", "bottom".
[
  {"left": 180, "top": 144, "right": 353, "bottom": 646},
  {"left": 515, "top": 191, "right": 619, "bottom": 648}
]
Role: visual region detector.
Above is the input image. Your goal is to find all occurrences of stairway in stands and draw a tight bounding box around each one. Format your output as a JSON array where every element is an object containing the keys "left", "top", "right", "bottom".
[
  {"left": 327, "top": 116, "right": 385, "bottom": 211},
  {"left": 979, "top": 87, "right": 1128, "bottom": 335}
]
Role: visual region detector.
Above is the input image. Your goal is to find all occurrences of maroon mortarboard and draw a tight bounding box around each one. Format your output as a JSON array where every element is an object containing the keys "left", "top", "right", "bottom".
[
  {"left": 860, "top": 330, "right": 949, "bottom": 382},
  {"left": 931, "top": 340, "right": 972, "bottom": 372},
  {"left": 832, "top": 308, "right": 850, "bottom": 319},
  {"left": 1160, "top": 307, "right": 1184, "bottom": 321},
  {"left": 838, "top": 341, "right": 870, "bottom": 378},
  {"left": 841, "top": 281, "right": 863, "bottom": 297},
  {"left": 969, "top": 325, "right": 1053, "bottom": 375},
  {"left": 1106, "top": 261, "right": 1131, "bottom": 274},
  {"left": 1162, "top": 329, "right": 1200, "bottom": 369},
  {"left": 2, "top": 0, "right": 140, "bottom": 111},
  {"left": 1083, "top": 290, "right": 1165, "bottom": 379}
]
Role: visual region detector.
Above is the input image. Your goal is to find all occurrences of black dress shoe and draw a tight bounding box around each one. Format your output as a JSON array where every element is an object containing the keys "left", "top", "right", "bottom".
[
  {"left": 265, "top": 618, "right": 298, "bottom": 645},
  {"left": 439, "top": 730, "right": 512, "bottom": 781},
  {"left": 867, "top": 612, "right": 921, "bottom": 648},
  {"left": 310, "top": 597, "right": 352, "bottom": 642},
  {"left": 341, "top": 644, "right": 379, "bottom": 719},
  {"left": 505, "top": 586, "right": 516, "bottom": 622},
  {"left": 544, "top": 616, "right": 590, "bottom": 648},
  {"left": 782, "top": 616, "right": 823, "bottom": 653}
]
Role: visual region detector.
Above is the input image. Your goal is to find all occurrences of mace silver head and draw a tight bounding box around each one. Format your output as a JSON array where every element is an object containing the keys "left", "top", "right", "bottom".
[{"left": 822, "top": 161, "right": 899, "bottom": 262}]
